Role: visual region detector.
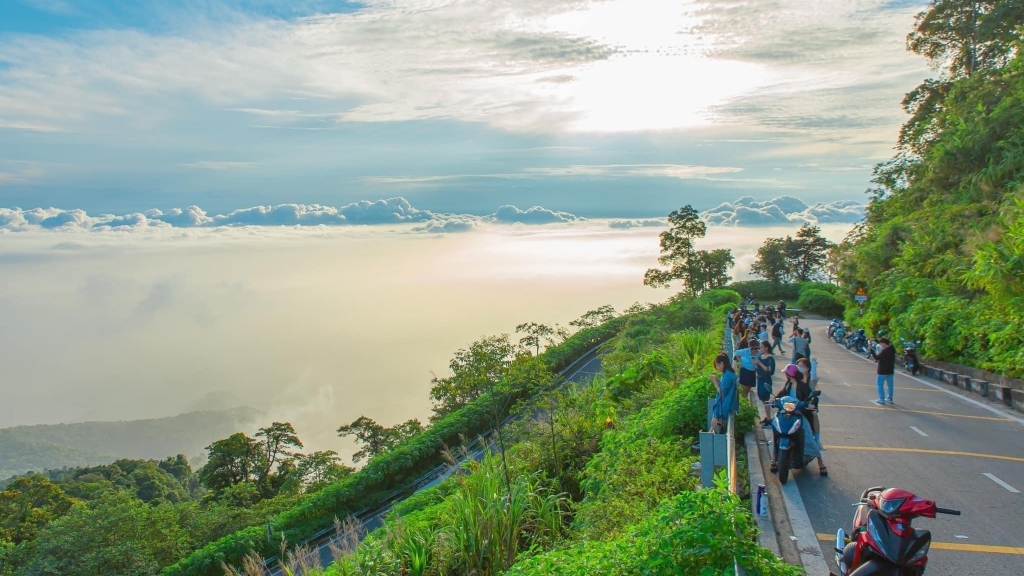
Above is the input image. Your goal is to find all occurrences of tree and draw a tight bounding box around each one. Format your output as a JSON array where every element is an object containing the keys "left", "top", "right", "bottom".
[
  {"left": 568, "top": 305, "right": 617, "bottom": 331},
  {"left": 254, "top": 422, "right": 302, "bottom": 487},
  {"left": 19, "top": 490, "right": 192, "bottom": 576},
  {"left": 429, "top": 334, "right": 516, "bottom": 418},
  {"left": 198, "top": 433, "right": 262, "bottom": 495},
  {"left": 693, "top": 248, "right": 734, "bottom": 292},
  {"left": 907, "top": 0, "right": 1021, "bottom": 78},
  {"left": 751, "top": 237, "right": 792, "bottom": 284},
  {"left": 294, "top": 451, "right": 353, "bottom": 492},
  {"left": 791, "top": 224, "right": 832, "bottom": 281},
  {"left": 0, "top": 475, "right": 76, "bottom": 544},
  {"left": 644, "top": 205, "right": 733, "bottom": 295},
  {"left": 515, "top": 322, "right": 554, "bottom": 355},
  {"left": 337, "top": 416, "right": 425, "bottom": 463},
  {"left": 750, "top": 225, "right": 833, "bottom": 283}
]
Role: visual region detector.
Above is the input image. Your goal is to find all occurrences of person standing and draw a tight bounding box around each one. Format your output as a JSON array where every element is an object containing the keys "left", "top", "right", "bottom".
[
  {"left": 771, "top": 317, "right": 785, "bottom": 353},
  {"left": 754, "top": 340, "right": 776, "bottom": 427},
  {"left": 874, "top": 337, "right": 896, "bottom": 404},
  {"left": 734, "top": 340, "right": 758, "bottom": 408},
  {"left": 789, "top": 328, "right": 809, "bottom": 364},
  {"left": 711, "top": 352, "right": 739, "bottom": 433}
]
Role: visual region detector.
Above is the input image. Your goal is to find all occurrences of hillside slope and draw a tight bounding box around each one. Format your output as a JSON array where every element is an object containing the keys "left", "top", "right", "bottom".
[{"left": 0, "top": 407, "right": 264, "bottom": 479}]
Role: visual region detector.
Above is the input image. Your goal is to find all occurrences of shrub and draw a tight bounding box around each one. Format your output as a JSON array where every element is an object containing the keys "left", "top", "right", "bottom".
[
  {"left": 699, "top": 289, "right": 741, "bottom": 308},
  {"left": 796, "top": 289, "right": 845, "bottom": 317},
  {"left": 727, "top": 280, "right": 800, "bottom": 302},
  {"left": 505, "top": 489, "right": 801, "bottom": 576}
]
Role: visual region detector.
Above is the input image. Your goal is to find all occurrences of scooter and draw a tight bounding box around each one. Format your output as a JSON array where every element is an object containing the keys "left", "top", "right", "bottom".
[
  {"left": 833, "top": 486, "right": 960, "bottom": 576},
  {"left": 827, "top": 319, "right": 842, "bottom": 339},
  {"left": 866, "top": 338, "right": 880, "bottom": 360},
  {"left": 901, "top": 339, "right": 922, "bottom": 375},
  {"left": 847, "top": 329, "right": 868, "bottom": 353},
  {"left": 833, "top": 324, "right": 848, "bottom": 343},
  {"left": 768, "top": 391, "right": 821, "bottom": 484}
]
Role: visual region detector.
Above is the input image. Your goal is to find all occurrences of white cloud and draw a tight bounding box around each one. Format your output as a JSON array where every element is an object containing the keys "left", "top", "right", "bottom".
[
  {"left": 702, "top": 195, "right": 865, "bottom": 226},
  {"left": 0, "top": 198, "right": 585, "bottom": 232},
  {"left": 489, "top": 205, "right": 583, "bottom": 225},
  {"left": 0, "top": 0, "right": 928, "bottom": 138},
  {"left": 608, "top": 218, "right": 665, "bottom": 229}
]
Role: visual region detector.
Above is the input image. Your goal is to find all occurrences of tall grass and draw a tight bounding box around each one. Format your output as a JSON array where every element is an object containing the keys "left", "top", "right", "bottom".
[{"left": 327, "top": 453, "right": 566, "bottom": 576}]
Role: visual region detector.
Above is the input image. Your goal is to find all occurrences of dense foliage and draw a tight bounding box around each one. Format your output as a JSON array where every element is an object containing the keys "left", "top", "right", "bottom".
[
  {"left": 836, "top": 4, "right": 1024, "bottom": 375},
  {"left": 308, "top": 290, "right": 783, "bottom": 576}
]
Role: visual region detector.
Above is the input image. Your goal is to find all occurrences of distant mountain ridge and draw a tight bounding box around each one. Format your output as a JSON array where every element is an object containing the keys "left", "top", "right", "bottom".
[{"left": 0, "top": 407, "right": 264, "bottom": 480}]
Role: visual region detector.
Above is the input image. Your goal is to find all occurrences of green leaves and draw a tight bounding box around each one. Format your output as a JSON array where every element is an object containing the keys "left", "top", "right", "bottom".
[{"left": 645, "top": 205, "right": 734, "bottom": 294}]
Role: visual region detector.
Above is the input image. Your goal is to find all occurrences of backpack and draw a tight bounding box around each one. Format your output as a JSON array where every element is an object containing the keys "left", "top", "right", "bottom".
[{"left": 772, "top": 322, "right": 782, "bottom": 338}]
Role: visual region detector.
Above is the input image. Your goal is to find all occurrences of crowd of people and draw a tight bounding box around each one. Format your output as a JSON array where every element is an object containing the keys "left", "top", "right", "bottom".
[{"left": 711, "top": 296, "right": 828, "bottom": 477}]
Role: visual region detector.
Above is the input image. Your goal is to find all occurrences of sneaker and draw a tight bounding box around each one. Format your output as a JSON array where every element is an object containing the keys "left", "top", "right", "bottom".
[
  {"left": 872, "top": 399, "right": 886, "bottom": 406},
  {"left": 760, "top": 418, "right": 771, "bottom": 427},
  {"left": 886, "top": 398, "right": 894, "bottom": 404}
]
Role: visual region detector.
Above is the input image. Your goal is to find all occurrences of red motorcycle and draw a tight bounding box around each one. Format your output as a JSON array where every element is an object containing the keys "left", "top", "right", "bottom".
[{"left": 833, "top": 486, "right": 960, "bottom": 576}]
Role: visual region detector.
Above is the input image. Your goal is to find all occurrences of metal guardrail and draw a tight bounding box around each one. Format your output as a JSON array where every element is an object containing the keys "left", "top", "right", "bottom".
[{"left": 262, "top": 342, "right": 608, "bottom": 572}]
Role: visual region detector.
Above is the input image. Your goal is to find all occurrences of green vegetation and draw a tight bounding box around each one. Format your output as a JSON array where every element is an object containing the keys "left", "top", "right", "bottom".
[
  {"left": 263, "top": 289, "right": 785, "bottom": 576},
  {"left": 832, "top": 3, "right": 1024, "bottom": 375},
  {"left": 0, "top": 407, "right": 265, "bottom": 480}
]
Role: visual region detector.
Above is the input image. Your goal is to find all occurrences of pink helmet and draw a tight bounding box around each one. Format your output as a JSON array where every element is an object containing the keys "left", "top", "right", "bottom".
[{"left": 784, "top": 364, "right": 800, "bottom": 378}]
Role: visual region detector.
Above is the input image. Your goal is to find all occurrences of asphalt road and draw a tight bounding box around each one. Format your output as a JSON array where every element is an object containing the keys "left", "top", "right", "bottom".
[{"left": 787, "top": 319, "right": 1024, "bottom": 575}]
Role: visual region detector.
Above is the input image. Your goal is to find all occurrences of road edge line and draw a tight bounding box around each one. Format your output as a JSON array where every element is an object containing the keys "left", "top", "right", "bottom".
[
  {"left": 833, "top": 337, "right": 1024, "bottom": 426},
  {"left": 779, "top": 480, "right": 831, "bottom": 576}
]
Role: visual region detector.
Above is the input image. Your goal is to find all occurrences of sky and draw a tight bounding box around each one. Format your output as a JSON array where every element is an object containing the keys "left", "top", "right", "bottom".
[
  {"left": 0, "top": 0, "right": 931, "bottom": 216},
  {"left": 0, "top": 0, "right": 933, "bottom": 459}
]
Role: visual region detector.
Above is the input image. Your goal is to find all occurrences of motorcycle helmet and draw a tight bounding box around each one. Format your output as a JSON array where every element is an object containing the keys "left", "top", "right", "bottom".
[{"left": 784, "top": 364, "right": 800, "bottom": 378}]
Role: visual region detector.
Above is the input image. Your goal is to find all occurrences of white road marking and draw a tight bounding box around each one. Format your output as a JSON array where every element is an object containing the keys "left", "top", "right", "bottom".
[
  {"left": 983, "top": 473, "right": 1021, "bottom": 493},
  {"left": 955, "top": 535, "right": 969, "bottom": 539},
  {"left": 834, "top": 338, "right": 1024, "bottom": 426},
  {"left": 910, "top": 426, "right": 928, "bottom": 437}
]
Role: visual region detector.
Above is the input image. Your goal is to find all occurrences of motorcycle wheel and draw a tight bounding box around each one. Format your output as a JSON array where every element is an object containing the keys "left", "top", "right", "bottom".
[{"left": 777, "top": 449, "right": 791, "bottom": 484}]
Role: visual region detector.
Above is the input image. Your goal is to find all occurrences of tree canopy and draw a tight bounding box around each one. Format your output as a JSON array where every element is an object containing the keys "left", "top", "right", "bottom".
[{"left": 643, "top": 206, "right": 733, "bottom": 295}]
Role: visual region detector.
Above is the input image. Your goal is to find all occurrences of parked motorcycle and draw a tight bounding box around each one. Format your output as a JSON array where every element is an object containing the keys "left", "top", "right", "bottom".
[
  {"left": 833, "top": 324, "right": 848, "bottom": 343},
  {"left": 846, "top": 329, "right": 868, "bottom": 353},
  {"left": 833, "top": 486, "right": 960, "bottom": 576},
  {"left": 827, "top": 319, "right": 842, "bottom": 339},
  {"left": 900, "top": 338, "right": 922, "bottom": 375},
  {"left": 769, "top": 391, "right": 821, "bottom": 484}
]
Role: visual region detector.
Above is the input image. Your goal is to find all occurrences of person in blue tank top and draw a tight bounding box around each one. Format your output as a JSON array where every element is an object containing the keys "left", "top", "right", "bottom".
[{"left": 711, "top": 352, "right": 739, "bottom": 433}]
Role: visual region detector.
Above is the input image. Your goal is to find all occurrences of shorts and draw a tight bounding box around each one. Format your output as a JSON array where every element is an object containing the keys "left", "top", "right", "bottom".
[
  {"left": 756, "top": 378, "right": 773, "bottom": 402},
  {"left": 739, "top": 368, "right": 756, "bottom": 388}
]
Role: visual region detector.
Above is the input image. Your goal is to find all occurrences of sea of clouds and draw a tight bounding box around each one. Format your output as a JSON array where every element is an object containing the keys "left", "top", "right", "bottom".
[
  {"left": 0, "top": 198, "right": 584, "bottom": 234},
  {"left": 0, "top": 195, "right": 864, "bottom": 234},
  {"left": 701, "top": 196, "right": 865, "bottom": 226}
]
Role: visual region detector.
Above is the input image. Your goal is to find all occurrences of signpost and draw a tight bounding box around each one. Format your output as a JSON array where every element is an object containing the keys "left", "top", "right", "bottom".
[
  {"left": 855, "top": 287, "right": 867, "bottom": 315},
  {"left": 854, "top": 287, "right": 868, "bottom": 304}
]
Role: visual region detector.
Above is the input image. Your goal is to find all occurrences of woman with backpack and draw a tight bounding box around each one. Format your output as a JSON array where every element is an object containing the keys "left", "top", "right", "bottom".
[{"left": 754, "top": 340, "right": 776, "bottom": 427}]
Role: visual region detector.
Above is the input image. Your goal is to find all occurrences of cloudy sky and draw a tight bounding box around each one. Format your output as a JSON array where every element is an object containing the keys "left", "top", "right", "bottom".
[
  {"left": 0, "top": 0, "right": 929, "bottom": 216},
  {"left": 0, "top": 0, "right": 931, "bottom": 456}
]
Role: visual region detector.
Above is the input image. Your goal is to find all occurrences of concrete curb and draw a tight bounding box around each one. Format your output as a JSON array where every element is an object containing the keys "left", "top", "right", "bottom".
[
  {"left": 744, "top": 431, "right": 781, "bottom": 558},
  {"left": 777, "top": 474, "right": 831, "bottom": 575},
  {"left": 752, "top": 424, "right": 804, "bottom": 568}
]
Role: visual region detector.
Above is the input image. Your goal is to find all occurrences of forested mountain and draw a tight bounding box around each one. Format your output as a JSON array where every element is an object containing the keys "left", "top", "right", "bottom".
[
  {"left": 836, "top": 2, "right": 1024, "bottom": 376},
  {"left": 0, "top": 407, "right": 263, "bottom": 480}
]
